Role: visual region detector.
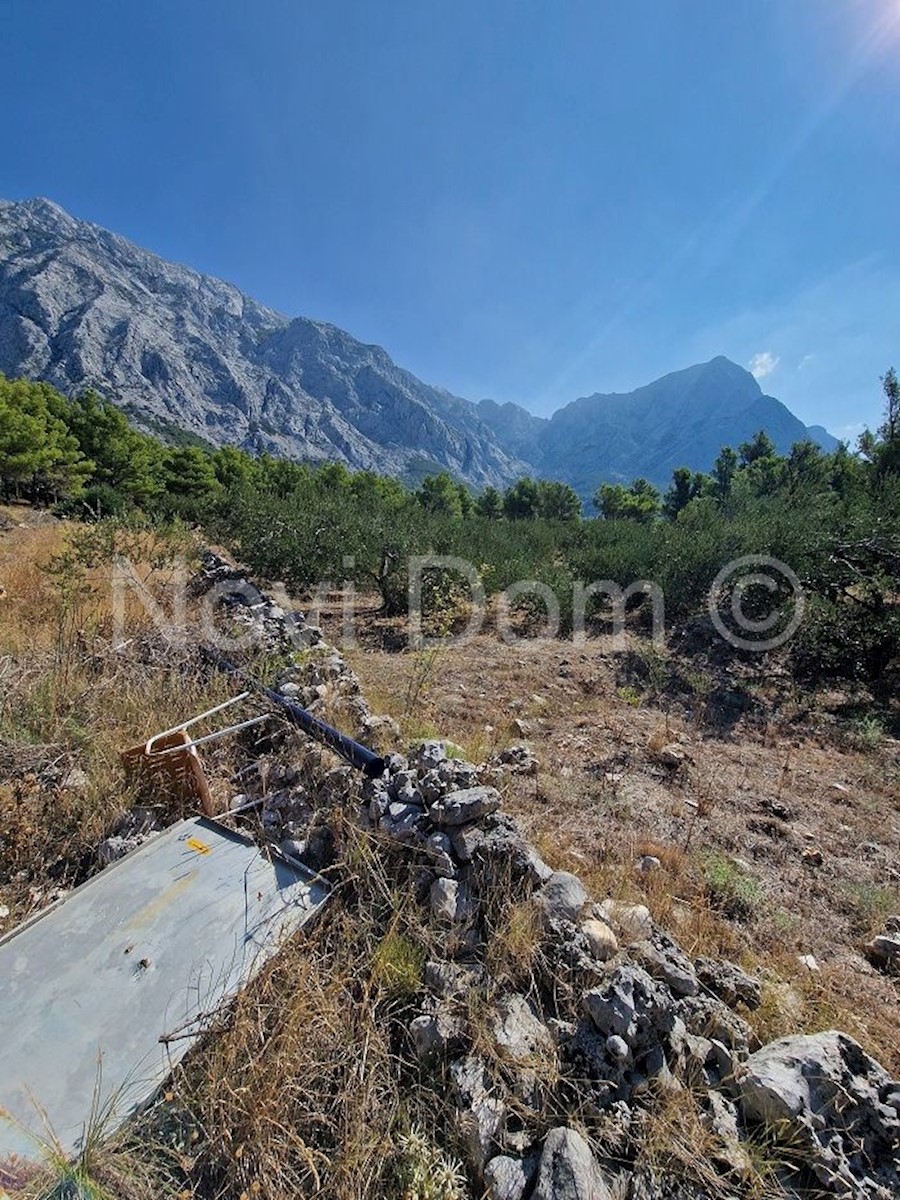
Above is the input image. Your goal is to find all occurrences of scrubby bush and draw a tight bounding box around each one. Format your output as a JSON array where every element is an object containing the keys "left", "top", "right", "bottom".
[{"left": 2, "top": 369, "right": 898, "bottom": 688}]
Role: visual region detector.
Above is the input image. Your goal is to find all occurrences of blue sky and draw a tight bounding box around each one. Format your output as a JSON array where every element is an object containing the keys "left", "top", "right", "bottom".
[{"left": 2, "top": 0, "right": 898, "bottom": 438}]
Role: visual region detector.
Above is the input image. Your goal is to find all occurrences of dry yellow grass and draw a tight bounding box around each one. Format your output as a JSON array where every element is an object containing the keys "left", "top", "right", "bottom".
[
  {"left": 0, "top": 514, "right": 244, "bottom": 926},
  {"left": 2, "top": 514, "right": 899, "bottom": 1199},
  {"left": 323, "top": 597, "right": 900, "bottom": 1075}
]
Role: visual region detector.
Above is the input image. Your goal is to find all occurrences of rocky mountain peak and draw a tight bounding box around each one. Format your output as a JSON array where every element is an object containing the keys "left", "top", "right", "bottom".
[
  {"left": 0, "top": 197, "right": 525, "bottom": 488},
  {"left": 0, "top": 198, "right": 835, "bottom": 495}
]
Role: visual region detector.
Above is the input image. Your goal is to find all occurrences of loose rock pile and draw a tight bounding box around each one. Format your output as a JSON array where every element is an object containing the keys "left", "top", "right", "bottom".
[
  {"left": 191, "top": 550, "right": 402, "bottom": 748},
  {"left": 188, "top": 550, "right": 321, "bottom": 654},
  {"left": 866, "top": 916, "right": 900, "bottom": 977},
  {"left": 183, "top": 555, "right": 900, "bottom": 1198}
]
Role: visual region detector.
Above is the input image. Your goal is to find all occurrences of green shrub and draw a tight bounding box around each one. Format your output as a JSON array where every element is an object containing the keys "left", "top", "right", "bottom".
[{"left": 703, "top": 853, "right": 763, "bottom": 919}]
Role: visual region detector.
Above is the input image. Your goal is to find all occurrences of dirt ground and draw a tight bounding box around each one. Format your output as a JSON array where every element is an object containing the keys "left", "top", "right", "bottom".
[
  {"left": 314, "top": 595, "right": 900, "bottom": 1074},
  {"left": 1, "top": 510, "right": 898, "bottom": 1081}
]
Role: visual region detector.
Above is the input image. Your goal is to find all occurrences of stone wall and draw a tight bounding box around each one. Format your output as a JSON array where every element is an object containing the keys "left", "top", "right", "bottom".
[{"left": 193, "top": 553, "right": 900, "bottom": 1200}]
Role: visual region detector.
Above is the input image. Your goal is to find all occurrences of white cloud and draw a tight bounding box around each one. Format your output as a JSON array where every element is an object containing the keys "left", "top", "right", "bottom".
[
  {"left": 748, "top": 351, "right": 780, "bottom": 380},
  {"left": 683, "top": 259, "right": 898, "bottom": 433}
]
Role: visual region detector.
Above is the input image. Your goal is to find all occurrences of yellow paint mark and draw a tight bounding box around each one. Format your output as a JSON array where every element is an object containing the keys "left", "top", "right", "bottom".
[
  {"left": 124, "top": 871, "right": 197, "bottom": 930},
  {"left": 186, "top": 837, "right": 211, "bottom": 855}
]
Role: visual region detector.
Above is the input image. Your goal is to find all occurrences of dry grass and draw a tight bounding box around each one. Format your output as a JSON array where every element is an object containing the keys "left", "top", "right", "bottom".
[
  {"left": 0, "top": 516, "right": 275, "bottom": 928},
  {"left": 483, "top": 900, "right": 543, "bottom": 989},
  {"left": 629, "top": 1085, "right": 792, "bottom": 1200},
  {"left": 324, "top": 600, "right": 900, "bottom": 1075},
  {"left": 138, "top": 813, "right": 465, "bottom": 1200},
  {"left": 2, "top": 516, "right": 899, "bottom": 1198}
]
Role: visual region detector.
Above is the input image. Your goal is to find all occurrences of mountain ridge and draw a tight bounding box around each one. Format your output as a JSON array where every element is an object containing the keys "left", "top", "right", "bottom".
[
  {"left": 0, "top": 197, "right": 526, "bottom": 489},
  {"left": 0, "top": 197, "right": 837, "bottom": 495},
  {"left": 533, "top": 356, "right": 838, "bottom": 492}
]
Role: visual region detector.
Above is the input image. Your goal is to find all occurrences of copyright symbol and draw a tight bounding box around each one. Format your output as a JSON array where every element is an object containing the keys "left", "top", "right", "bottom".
[{"left": 708, "top": 555, "right": 805, "bottom": 651}]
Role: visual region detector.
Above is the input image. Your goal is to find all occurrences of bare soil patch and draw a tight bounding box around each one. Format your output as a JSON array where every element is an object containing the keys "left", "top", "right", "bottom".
[{"left": 314, "top": 594, "right": 900, "bottom": 1073}]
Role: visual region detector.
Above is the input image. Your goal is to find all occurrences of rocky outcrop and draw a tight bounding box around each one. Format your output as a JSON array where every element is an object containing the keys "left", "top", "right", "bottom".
[
  {"left": 733, "top": 1032, "right": 900, "bottom": 1198},
  {"left": 0, "top": 197, "right": 525, "bottom": 489},
  {"left": 0, "top": 198, "right": 837, "bottom": 498}
]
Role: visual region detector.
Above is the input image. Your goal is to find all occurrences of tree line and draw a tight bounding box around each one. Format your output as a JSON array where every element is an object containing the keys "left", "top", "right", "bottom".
[
  {"left": 1, "top": 369, "right": 898, "bottom": 688},
  {"left": 4, "top": 368, "right": 898, "bottom": 524}
]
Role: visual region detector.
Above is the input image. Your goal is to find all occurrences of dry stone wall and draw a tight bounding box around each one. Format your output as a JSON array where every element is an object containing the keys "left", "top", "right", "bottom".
[{"left": 191, "top": 553, "right": 900, "bottom": 1200}]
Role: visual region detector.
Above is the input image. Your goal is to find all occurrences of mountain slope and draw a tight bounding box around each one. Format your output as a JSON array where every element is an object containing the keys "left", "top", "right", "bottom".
[
  {"left": 532, "top": 357, "right": 838, "bottom": 494},
  {"left": 0, "top": 197, "right": 837, "bottom": 497},
  {"left": 476, "top": 397, "right": 548, "bottom": 463},
  {"left": 0, "top": 197, "right": 525, "bottom": 487}
]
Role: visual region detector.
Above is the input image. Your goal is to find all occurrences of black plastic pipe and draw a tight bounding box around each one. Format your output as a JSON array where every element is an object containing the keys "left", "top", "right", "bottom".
[{"left": 202, "top": 649, "right": 386, "bottom": 777}]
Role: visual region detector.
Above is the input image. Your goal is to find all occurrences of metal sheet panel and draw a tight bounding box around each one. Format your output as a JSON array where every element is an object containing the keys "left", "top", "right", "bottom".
[{"left": 0, "top": 817, "right": 329, "bottom": 1161}]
